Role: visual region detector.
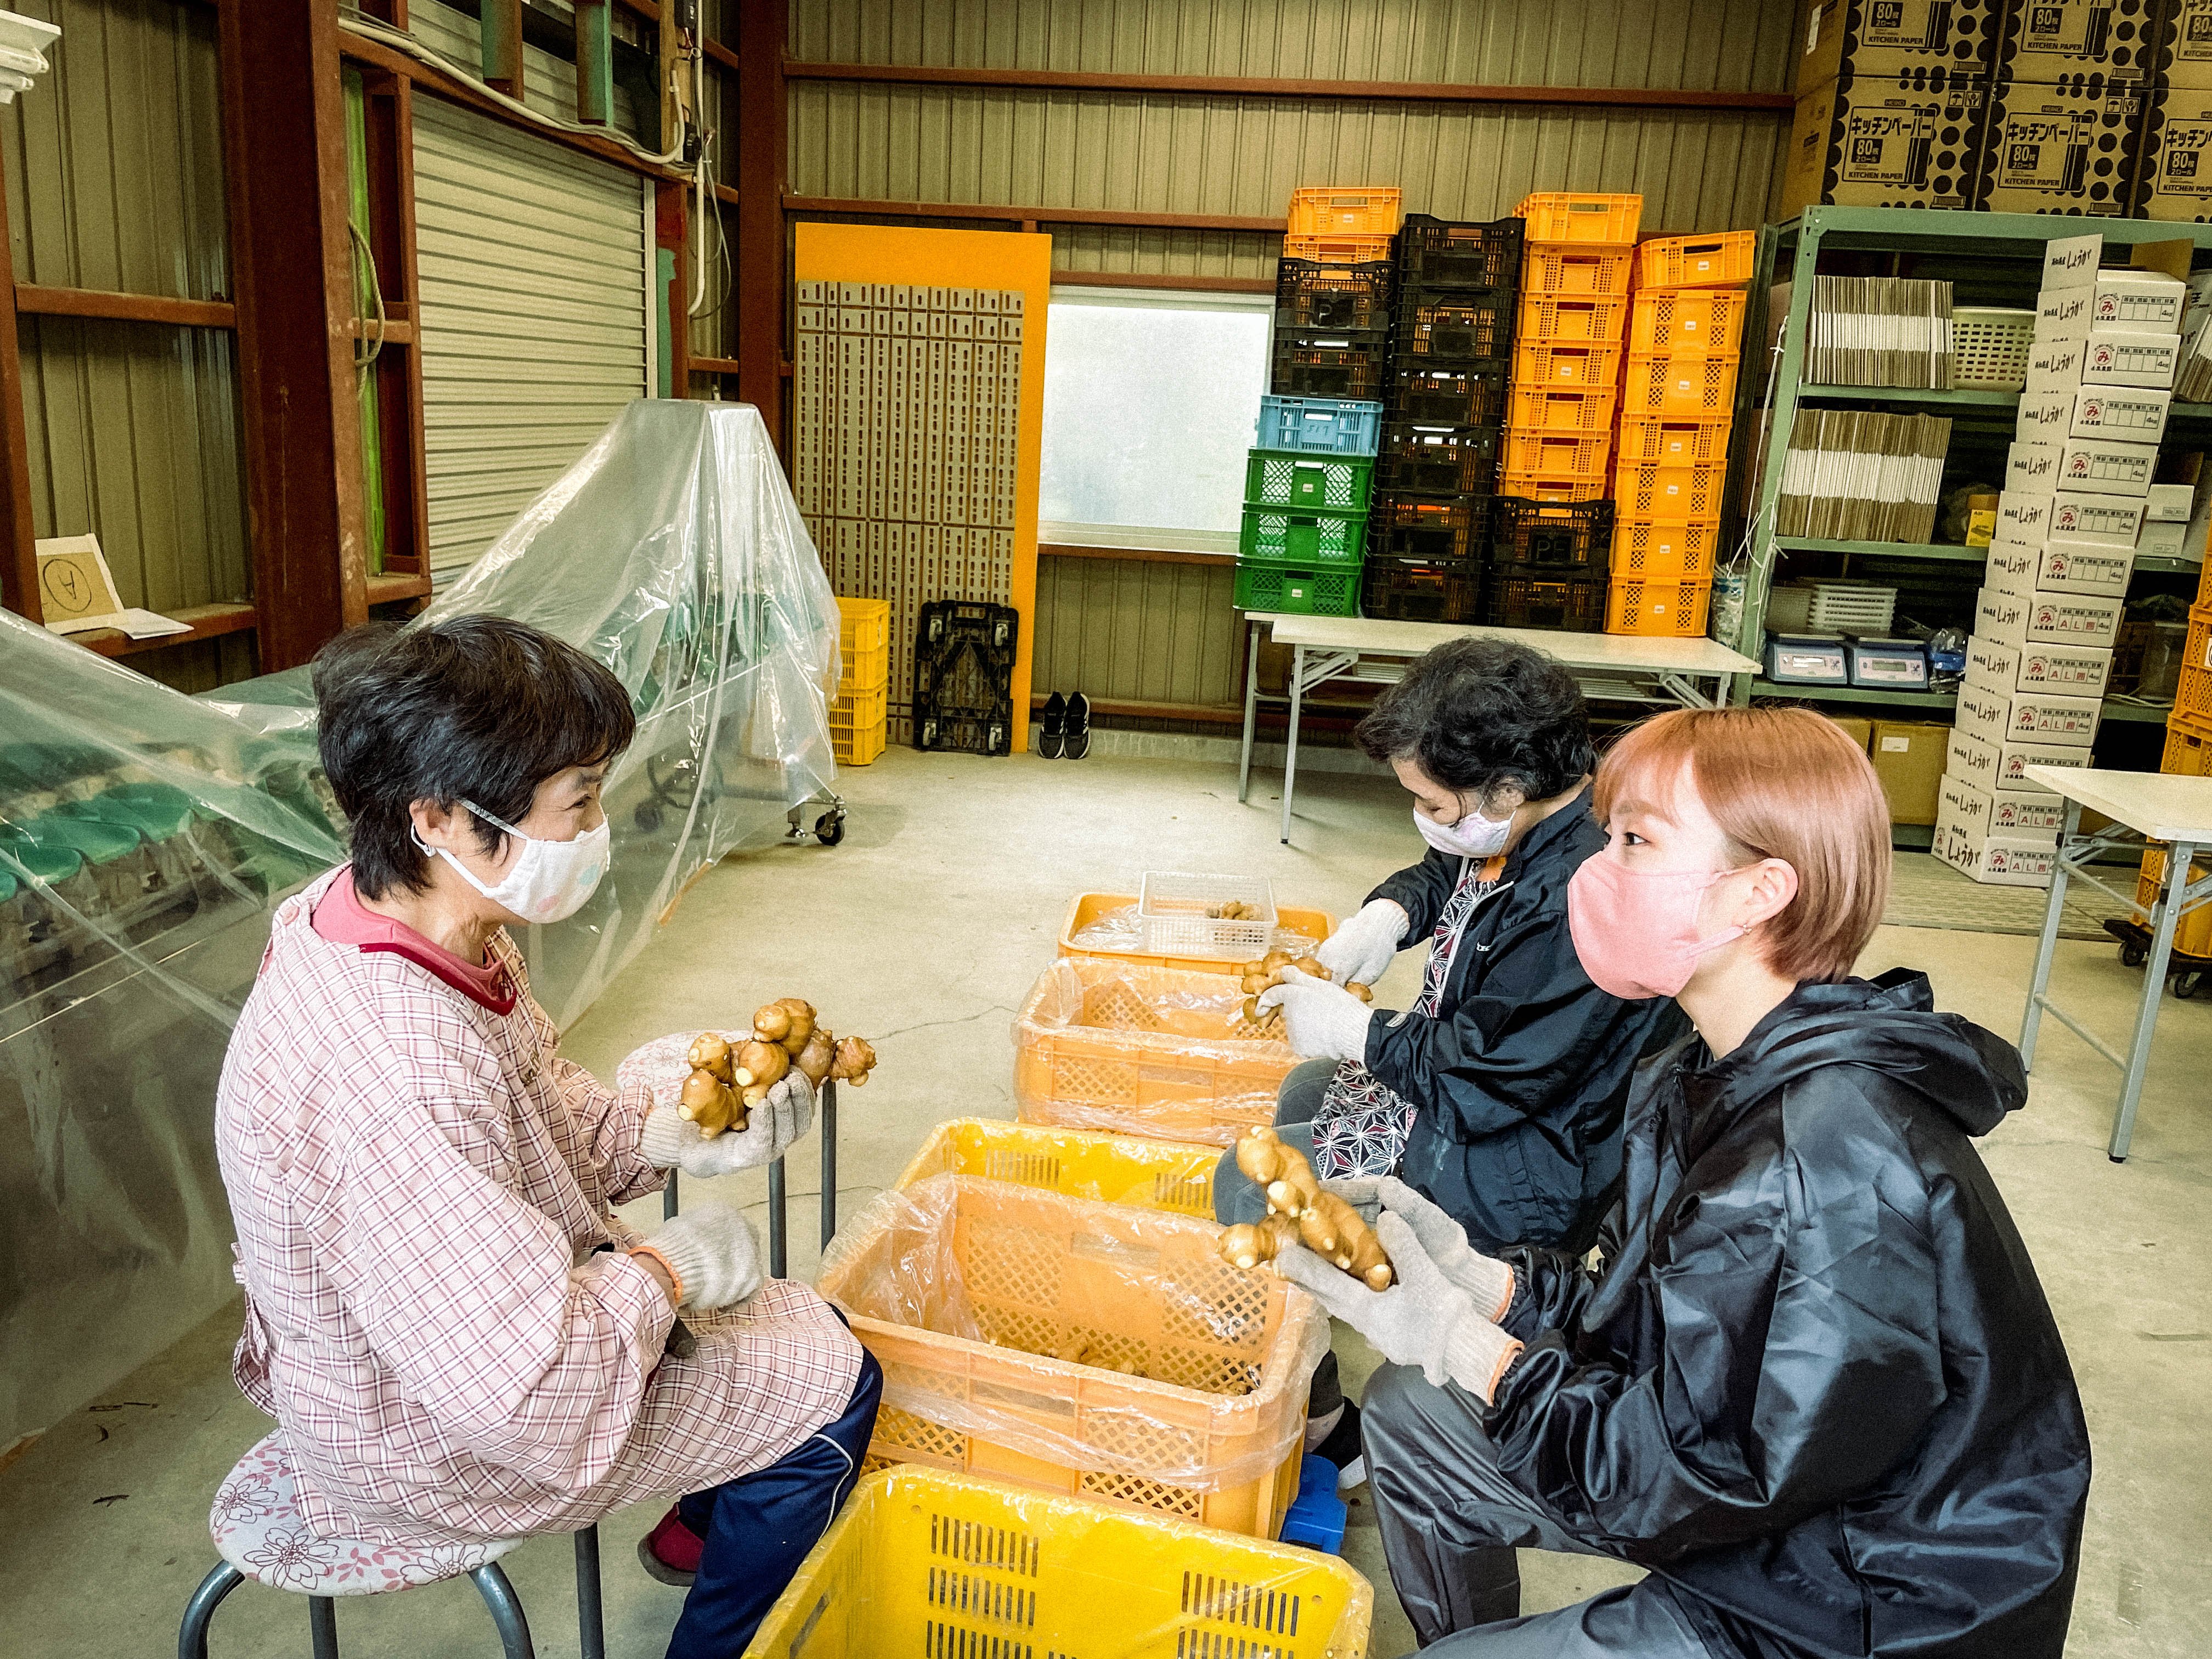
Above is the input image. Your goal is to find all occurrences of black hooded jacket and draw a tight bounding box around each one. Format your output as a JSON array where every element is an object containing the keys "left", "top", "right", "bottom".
[
  {"left": 1363, "top": 790, "right": 1687, "bottom": 1252},
  {"left": 1489, "top": 970, "right": 2090, "bottom": 1659}
]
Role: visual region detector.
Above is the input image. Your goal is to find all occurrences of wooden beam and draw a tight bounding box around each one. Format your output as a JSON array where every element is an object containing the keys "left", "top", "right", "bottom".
[
  {"left": 70, "top": 602, "right": 257, "bottom": 659},
  {"left": 346, "top": 315, "right": 416, "bottom": 345},
  {"left": 735, "top": 0, "right": 787, "bottom": 455},
  {"left": 1052, "top": 270, "right": 1274, "bottom": 294},
  {"left": 784, "top": 61, "right": 1796, "bottom": 111},
  {"left": 654, "top": 180, "right": 687, "bottom": 393},
  {"left": 689, "top": 354, "right": 742, "bottom": 374},
  {"left": 713, "top": 180, "right": 738, "bottom": 208},
  {"left": 365, "top": 570, "right": 432, "bottom": 605},
  {"left": 575, "top": 0, "right": 613, "bottom": 126},
  {"left": 222, "top": 0, "right": 370, "bottom": 668},
  {"left": 1040, "top": 543, "right": 1234, "bottom": 567},
  {"left": 702, "top": 38, "right": 738, "bottom": 75},
  {"left": 787, "top": 195, "right": 1284, "bottom": 233},
  {"left": 479, "top": 0, "right": 523, "bottom": 97},
  {"left": 389, "top": 78, "right": 431, "bottom": 576},
  {"left": 15, "top": 285, "right": 238, "bottom": 328},
  {"left": 612, "top": 0, "right": 656, "bottom": 21},
  {"left": 0, "top": 140, "right": 37, "bottom": 620}
]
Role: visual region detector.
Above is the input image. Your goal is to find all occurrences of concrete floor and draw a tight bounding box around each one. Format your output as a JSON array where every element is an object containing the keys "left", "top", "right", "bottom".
[{"left": 3, "top": 745, "right": 2209, "bottom": 1657}]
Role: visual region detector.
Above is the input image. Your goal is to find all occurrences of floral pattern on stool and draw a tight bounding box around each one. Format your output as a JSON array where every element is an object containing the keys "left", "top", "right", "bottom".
[{"left": 210, "top": 1435, "right": 517, "bottom": 1595}]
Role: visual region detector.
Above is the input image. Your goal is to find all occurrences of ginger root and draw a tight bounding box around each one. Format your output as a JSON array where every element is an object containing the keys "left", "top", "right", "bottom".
[
  {"left": 1208, "top": 899, "right": 1261, "bottom": 921},
  {"left": 830, "top": 1034, "right": 878, "bottom": 1085},
  {"left": 1235, "top": 954, "right": 1370, "bottom": 1002},
  {"left": 676, "top": 1001, "right": 879, "bottom": 1137},
  {"left": 793, "top": 1027, "right": 837, "bottom": 1086},
  {"left": 1221, "top": 1127, "right": 1394, "bottom": 1290},
  {"left": 1218, "top": 1213, "right": 1298, "bottom": 1269},
  {"left": 679, "top": 1067, "right": 741, "bottom": 1138}
]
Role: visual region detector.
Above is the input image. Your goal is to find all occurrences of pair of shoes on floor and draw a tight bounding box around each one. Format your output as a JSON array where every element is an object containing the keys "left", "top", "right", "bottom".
[{"left": 1036, "top": 692, "right": 1091, "bottom": 760}]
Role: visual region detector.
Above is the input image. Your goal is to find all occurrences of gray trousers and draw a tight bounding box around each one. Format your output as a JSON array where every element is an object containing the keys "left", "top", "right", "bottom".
[{"left": 1362, "top": 1362, "right": 1707, "bottom": 1657}]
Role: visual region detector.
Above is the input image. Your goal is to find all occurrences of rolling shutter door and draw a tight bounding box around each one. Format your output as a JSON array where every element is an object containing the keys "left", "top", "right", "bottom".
[{"left": 413, "top": 94, "right": 651, "bottom": 575}]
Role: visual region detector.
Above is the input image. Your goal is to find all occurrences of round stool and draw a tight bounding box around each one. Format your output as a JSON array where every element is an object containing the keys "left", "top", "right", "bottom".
[{"left": 178, "top": 1432, "right": 606, "bottom": 1659}]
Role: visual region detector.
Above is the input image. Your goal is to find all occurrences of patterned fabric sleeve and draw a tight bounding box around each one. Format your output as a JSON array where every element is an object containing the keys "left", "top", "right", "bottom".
[{"left": 543, "top": 1050, "right": 667, "bottom": 1209}]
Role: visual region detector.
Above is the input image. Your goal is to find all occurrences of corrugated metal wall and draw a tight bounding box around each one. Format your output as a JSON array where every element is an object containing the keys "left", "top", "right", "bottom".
[
  {"left": 1032, "top": 554, "right": 1242, "bottom": 706},
  {"left": 410, "top": 0, "right": 644, "bottom": 138},
  {"left": 0, "top": 0, "right": 248, "bottom": 692}
]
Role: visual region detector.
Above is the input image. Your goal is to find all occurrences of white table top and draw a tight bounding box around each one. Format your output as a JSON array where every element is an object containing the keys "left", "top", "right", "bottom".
[
  {"left": 1255, "top": 613, "right": 1759, "bottom": 678},
  {"left": 2024, "top": 765, "right": 2212, "bottom": 843}
]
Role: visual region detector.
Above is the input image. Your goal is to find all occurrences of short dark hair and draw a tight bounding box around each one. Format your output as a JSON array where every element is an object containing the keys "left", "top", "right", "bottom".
[
  {"left": 313, "top": 616, "right": 636, "bottom": 900},
  {"left": 1354, "top": 637, "right": 1593, "bottom": 807}
]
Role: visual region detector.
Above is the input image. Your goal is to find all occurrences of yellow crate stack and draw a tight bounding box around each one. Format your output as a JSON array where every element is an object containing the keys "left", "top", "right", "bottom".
[
  {"left": 1501, "top": 194, "right": 1640, "bottom": 510},
  {"left": 1604, "top": 229, "right": 1754, "bottom": 639},
  {"left": 2137, "top": 587, "right": 2212, "bottom": 951},
  {"left": 831, "top": 596, "right": 890, "bottom": 765}
]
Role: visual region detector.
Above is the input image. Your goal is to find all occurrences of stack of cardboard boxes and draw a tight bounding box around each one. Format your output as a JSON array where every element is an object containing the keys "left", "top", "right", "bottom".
[{"left": 1934, "top": 236, "right": 2187, "bottom": 885}]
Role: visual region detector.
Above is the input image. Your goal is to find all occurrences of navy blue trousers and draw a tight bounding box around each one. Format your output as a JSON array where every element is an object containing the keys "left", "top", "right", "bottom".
[{"left": 663, "top": 1348, "right": 883, "bottom": 1659}]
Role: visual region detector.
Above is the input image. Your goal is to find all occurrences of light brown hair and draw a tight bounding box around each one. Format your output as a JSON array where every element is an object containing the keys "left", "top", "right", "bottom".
[{"left": 1593, "top": 706, "right": 1891, "bottom": 983}]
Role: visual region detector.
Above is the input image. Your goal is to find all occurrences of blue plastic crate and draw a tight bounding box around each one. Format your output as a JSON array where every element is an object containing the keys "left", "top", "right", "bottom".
[
  {"left": 1278, "top": 1454, "right": 1350, "bottom": 1553},
  {"left": 1256, "top": 394, "right": 1383, "bottom": 456}
]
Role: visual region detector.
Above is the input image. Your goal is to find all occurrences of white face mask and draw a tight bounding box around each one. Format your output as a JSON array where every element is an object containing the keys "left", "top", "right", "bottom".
[
  {"left": 426, "top": 798, "right": 611, "bottom": 923},
  {"left": 1414, "top": 800, "right": 1515, "bottom": 861}
]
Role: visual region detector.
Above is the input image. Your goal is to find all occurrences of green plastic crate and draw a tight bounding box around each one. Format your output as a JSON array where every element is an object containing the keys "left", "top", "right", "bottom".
[
  {"left": 1244, "top": 448, "right": 1375, "bottom": 514},
  {"left": 1239, "top": 504, "right": 1368, "bottom": 567},
  {"left": 1234, "top": 557, "right": 1362, "bottom": 616}
]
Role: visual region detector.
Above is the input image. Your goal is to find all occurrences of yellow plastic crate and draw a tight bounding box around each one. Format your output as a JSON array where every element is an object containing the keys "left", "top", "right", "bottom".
[
  {"left": 1283, "top": 232, "right": 1394, "bottom": 264},
  {"left": 1517, "top": 293, "right": 1630, "bottom": 345},
  {"left": 1523, "top": 245, "right": 1635, "bottom": 296},
  {"left": 1506, "top": 386, "right": 1617, "bottom": 433},
  {"left": 895, "top": 1118, "right": 1222, "bottom": 1218},
  {"left": 1611, "top": 518, "right": 1721, "bottom": 582},
  {"left": 2137, "top": 849, "right": 2212, "bottom": 957},
  {"left": 1621, "top": 351, "right": 1740, "bottom": 418},
  {"left": 1518, "top": 191, "right": 1641, "bottom": 245},
  {"left": 1628, "top": 289, "right": 1749, "bottom": 356},
  {"left": 835, "top": 595, "right": 891, "bottom": 690},
  {"left": 1502, "top": 430, "right": 1611, "bottom": 480},
  {"left": 1013, "top": 957, "right": 1302, "bottom": 1147},
  {"left": 829, "top": 682, "right": 888, "bottom": 766},
  {"left": 1498, "top": 470, "right": 1609, "bottom": 504},
  {"left": 1059, "top": 891, "right": 1336, "bottom": 974},
  {"left": 1287, "top": 184, "right": 1402, "bottom": 238},
  {"left": 2162, "top": 708, "right": 2212, "bottom": 775},
  {"left": 1611, "top": 459, "right": 1726, "bottom": 523},
  {"left": 1636, "top": 229, "right": 1757, "bottom": 290},
  {"left": 2178, "top": 603, "right": 2212, "bottom": 719},
  {"left": 1605, "top": 577, "right": 1712, "bottom": 637},
  {"left": 1616, "top": 414, "right": 1731, "bottom": 466},
  {"left": 1511, "top": 338, "right": 1623, "bottom": 392},
  {"left": 819, "top": 1177, "right": 1325, "bottom": 1538},
  {"left": 743, "top": 1469, "right": 1374, "bottom": 1659}
]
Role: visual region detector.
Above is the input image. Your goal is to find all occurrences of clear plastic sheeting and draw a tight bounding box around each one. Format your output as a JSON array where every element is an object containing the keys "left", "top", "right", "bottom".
[
  {"left": 1013, "top": 957, "right": 1303, "bottom": 1148},
  {"left": 819, "top": 1175, "right": 1328, "bottom": 1501}
]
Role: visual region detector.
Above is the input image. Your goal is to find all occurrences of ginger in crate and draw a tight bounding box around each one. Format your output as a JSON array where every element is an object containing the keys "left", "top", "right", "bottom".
[
  {"left": 1218, "top": 1126, "right": 1394, "bottom": 1290},
  {"left": 676, "top": 1000, "right": 881, "bottom": 1137},
  {"left": 1235, "top": 951, "right": 1372, "bottom": 1002},
  {"left": 1207, "top": 900, "right": 1261, "bottom": 920}
]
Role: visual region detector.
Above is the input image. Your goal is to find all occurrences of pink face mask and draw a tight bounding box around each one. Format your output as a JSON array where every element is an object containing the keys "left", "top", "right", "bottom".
[{"left": 1566, "top": 851, "right": 1745, "bottom": 1000}]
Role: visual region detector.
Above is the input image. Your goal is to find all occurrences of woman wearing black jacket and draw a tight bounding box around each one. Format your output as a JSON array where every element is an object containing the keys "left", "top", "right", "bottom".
[{"left": 1274, "top": 706, "right": 2090, "bottom": 1657}]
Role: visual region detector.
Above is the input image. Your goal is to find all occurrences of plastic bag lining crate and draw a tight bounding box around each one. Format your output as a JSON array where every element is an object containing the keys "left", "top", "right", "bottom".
[
  {"left": 1525, "top": 246, "right": 1634, "bottom": 297},
  {"left": 1059, "top": 891, "right": 1337, "bottom": 975},
  {"left": 819, "top": 1175, "right": 1327, "bottom": 1537},
  {"left": 1953, "top": 307, "right": 2036, "bottom": 391},
  {"left": 913, "top": 600, "right": 1018, "bottom": 757},
  {"left": 1611, "top": 519, "right": 1720, "bottom": 581},
  {"left": 1244, "top": 450, "right": 1375, "bottom": 514},
  {"left": 1011, "top": 956, "right": 1305, "bottom": 1146},
  {"left": 1396, "top": 212, "right": 1524, "bottom": 289},
  {"left": 1636, "top": 229, "right": 1756, "bottom": 290},
  {"left": 1502, "top": 430, "right": 1610, "bottom": 481},
  {"left": 1506, "top": 387, "right": 1617, "bottom": 433},
  {"left": 1517, "top": 294, "right": 1631, "bottom": 345},
  {"left": 1606, "top": 578, "right": 1713, "bottom": 638},
  {"left": 1496, "top": 472, "right": 1608, "bottom": 504},
  {"left": 1136, "top": 871, "right": 1277, "bottom": 957},
  {"left": 1375, "top": 421, "right": 1501, "bottom": 495},
  {"left": 1271, "top": 335, "right": 1389, "bottom": 399},
  {"left": 1622, "top": 351, "right": 1739, "bottom": 417},
  {"left": 1517, "top": 191, "right": 1641, "bottom": 246},
  {"left": 1255, "top": 393, "right": 1383, "bottom": 456},
  {"left": 1493, "top": 498, "right": 1614, "bottom": 568},
  {"left": 1612, "top": 461, "right": 1725, "bottom": 523},
  {"left": 1274, "top": 257, "right": 1395, "bottom": 332},
  {"left": 1486, "top": 567, "right": 1606, "bottom": 632},
  {"left": 1511, "top": 338, "right": 1622, "bottom": 391},
  {"left": 1628, "top": 289, "right": 1748, "bottom": 356},
  {"left": 896, "top": 1118, "right": 1223, "bottom": 1219},
  {"left": 1362, "top": 555, "right": 1482, "bottom": 623},
  {"left": 1616, "top": 415, "right": 1730, "bottom": 466},
  {"left": 1395, "top": 293, "right": 1514, "bottom": 360},
  {"left": 1233, "top": 558, "right": 1359, "bottom": 617},
  {"left": 1369, "top": 490, "right": 1491, "bottom": 561},
  {"left": 741, "top": 1468, "right": 1374, "bottom": 1659},
  {"left": 1387, "top": 361, "right": 1509, "bottom": 425},
  {"left": 1239, "top": 503, "right": 1368, "bottom": 565}
]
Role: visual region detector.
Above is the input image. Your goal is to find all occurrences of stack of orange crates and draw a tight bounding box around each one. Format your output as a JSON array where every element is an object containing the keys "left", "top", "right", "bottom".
[
  {"left": 1500, "top": 194, "right": 1641, "bottom": 508},
  {"left": 1604, "top": 229, "right": 1756, "bottom": 639},
  {"left": 1283, "top": 185, "right": 1402, "bottom": 264},
  {"left": 2136, "top": 569, "right": 2212, "bottom": 953}
]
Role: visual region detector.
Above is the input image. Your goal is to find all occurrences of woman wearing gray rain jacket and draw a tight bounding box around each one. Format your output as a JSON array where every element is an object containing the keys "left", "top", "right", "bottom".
[{"left": 1277, "top": 706, "right": 2089, "bottom": 1658}]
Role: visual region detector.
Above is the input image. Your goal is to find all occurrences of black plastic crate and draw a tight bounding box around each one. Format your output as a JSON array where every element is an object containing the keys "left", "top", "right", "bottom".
[
  {"left": 1395, "top": 292, "right": 1514, "bottom": 362},
  {"left": 1484, "top": 565, "right": 1606, "bottom": 633},
  {"left": 1368, "top": 491, "right": 1493, "bottom": 562},
  {"left": 1396, "top": 213, "right": 1525, "bottom": 290},
  {"left": 914, "top": 600, "right": 1018, "bottom": 756},
  {"left": 1490, "top": 497, "right": 1615, "bottom": 569},
  {"left": 1386, "top": 361, "right": 1510, "bottom": 426},
  {"left": 1275, "top": 258, "right": 1395, "bottom": 332},
  {"left": 1375, "top": 422, "right": 1502, "bottom": 496},
  {"left": 1361, "top": 555, "right": 1482, "bottom": 624},
  {"left": 1271, "top": 333, "right": 1390, "bottom": 400}
]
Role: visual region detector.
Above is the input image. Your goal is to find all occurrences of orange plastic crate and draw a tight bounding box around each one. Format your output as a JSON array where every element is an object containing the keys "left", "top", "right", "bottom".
[
  {"left": 1512, "top": 338, "right": 1623, "bottom": 391},
  {"left": 1637, "top": 229, "right": 1757, "bottom": 290},
  {"left": 1611, "top": 519, "right": 1721, "bottom": 582},
  {"left": 1286, "top": 185, "right": 1403, "bottom": 238},
  {"left": 1616, "top": 415, "right": 1731, "bottom": 466},
  {"left": 1524, "top": 246, "right": 1635, "bottom": 297},
  {"left": 1517, "top": 293, "right": 1630, "bottom": 344},
  {"left": 1058, "top": 892, "right": 1335, "bottom": 974},
  {"left": 1605, "top": 577, "right": 1712, "bottom": 637},
  {"left": 1503, "top": 430, "right": 1611, "bottom": 479},
  {"left": 1282, "top": 231, "right": 1394, "bottom": 264},
  {"left": 2162, "top": 707, "right": 2212, "bottom": 776},
  {"left": 2137, "top": 849, "right": 2212, "bottom": 956},
  {"left": 1628, "top": 289, "right": 1749, "bottom": 356},
  {"left": 1518, "top": 192, "right": 1641, "bottom": 246},
  {"left": 2177, "top": 603, "right": 2212, "bottom": 719},
  {"left": 1499, "top": 471, "right": 1609, "bottom": 504},
  {"left": 1612, "top": 460, "right": 1726, "bottom": 523},
  {"left": 1621, "top": 351, "right": 1740, "bottom": 417},
  {"left": 1506, "top": 387, "right": 1617, "bottom": 433}
]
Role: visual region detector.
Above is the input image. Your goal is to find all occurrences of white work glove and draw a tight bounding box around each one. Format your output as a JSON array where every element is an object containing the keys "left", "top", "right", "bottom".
[
  {"left": 640, "top": 1070, "right": 815, "bottom": 1177},
  {"left": 638, "top": 1200, "right": 763, "bottom": 1311},
  {"left": 1276, "top": 1213, "right": 1523, "bottom": 1404},
  {"left": 1256, "top": 972, "right": 1375, "bottom": 1063},
  {"left": 1325, "top": 1175, "right": 1514, "bottom": 1321},
  {"left": 1315, "top": 899, "right": 1409, "bottom": 989}
]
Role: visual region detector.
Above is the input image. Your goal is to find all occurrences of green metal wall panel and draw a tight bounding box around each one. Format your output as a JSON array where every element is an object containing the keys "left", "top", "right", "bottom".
[{"left": 411, "top": 0, "right": 644, "bottom": 139}]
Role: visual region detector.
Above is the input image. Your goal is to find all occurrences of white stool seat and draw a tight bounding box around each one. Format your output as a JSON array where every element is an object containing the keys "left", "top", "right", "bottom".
[{"left": 209, "top": 1432, "right": 516, "bottom": 1596}]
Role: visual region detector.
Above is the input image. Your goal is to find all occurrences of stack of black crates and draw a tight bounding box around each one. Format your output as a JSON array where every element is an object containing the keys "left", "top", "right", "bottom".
[{"left": 1361, "top": 215, "right": 1524, "bottom": 625}]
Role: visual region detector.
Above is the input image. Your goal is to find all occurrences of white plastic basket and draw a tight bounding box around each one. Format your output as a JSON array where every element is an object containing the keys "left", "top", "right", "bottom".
[
  {"left": 1952, "top": 307, "right": 2035, "bottom": 391},
  {"left": 1135, "top": 872, "right": 1277, "bottom": 958}
]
